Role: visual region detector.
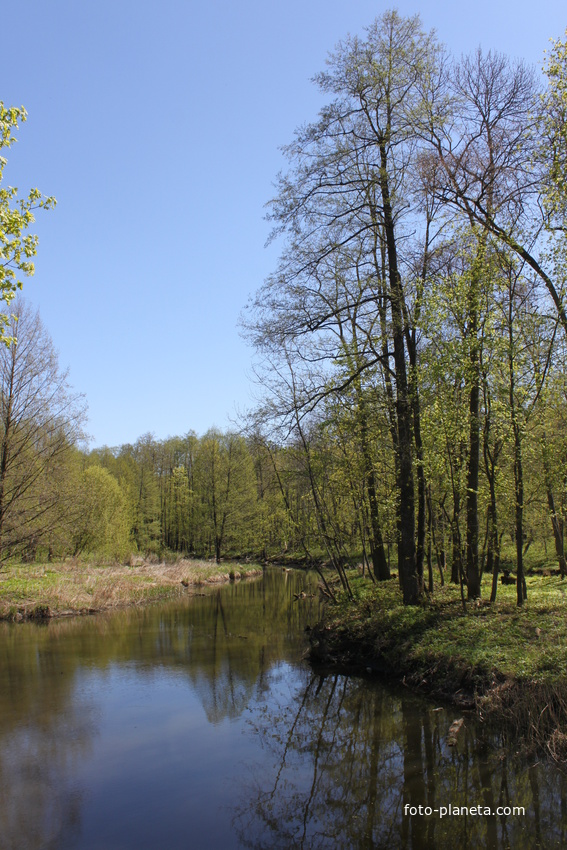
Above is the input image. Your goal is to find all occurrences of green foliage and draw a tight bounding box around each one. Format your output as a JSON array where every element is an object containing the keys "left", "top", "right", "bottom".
[
  {"left": 195, "top": 429, "right": 258, "bottom": 561},
  {"left": 0, "top": 103, "right": 55, "bottom": 343},
  {"left": 72, "top": 466, "right": 131, "bottom": 561},
  {"left": 540, "top": 30, "right": 567, "bottom": 227}
]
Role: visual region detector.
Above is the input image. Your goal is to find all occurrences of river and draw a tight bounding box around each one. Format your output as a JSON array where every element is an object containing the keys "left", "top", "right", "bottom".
[{"left": 0, "top": 568, "right": 564, "bottom": 849}]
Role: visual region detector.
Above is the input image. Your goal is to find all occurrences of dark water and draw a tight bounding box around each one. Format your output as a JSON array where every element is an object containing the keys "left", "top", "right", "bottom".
[{"left": 0, "top": 569, "right": 565, "bottom": 850}]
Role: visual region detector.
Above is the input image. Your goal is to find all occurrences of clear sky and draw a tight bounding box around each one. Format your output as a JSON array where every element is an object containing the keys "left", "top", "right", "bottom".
[{"left": 2, "top": 0, "right": 565, "bottom": 448}]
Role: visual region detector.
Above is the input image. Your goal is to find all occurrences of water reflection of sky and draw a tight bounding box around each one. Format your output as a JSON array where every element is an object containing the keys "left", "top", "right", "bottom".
[{"left": 0, "top": 572, "right": 565, "bottom": 849}]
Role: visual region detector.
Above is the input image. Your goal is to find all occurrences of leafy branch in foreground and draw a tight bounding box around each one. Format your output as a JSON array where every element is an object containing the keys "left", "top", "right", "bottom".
[{"left": 0, "top": 103, "right": 56, "bottom": 343}]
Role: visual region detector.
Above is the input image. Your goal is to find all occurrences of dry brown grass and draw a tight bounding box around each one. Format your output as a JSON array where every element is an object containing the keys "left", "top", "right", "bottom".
[
  {"left": 0, "top": 559, "right": 263, "bottom": 621},
  {"left": 477, "top": 677, "right": 567, "bottom": 760}
]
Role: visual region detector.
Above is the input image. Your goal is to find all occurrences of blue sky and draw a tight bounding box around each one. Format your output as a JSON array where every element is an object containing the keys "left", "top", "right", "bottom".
[{"left": 2, "top": 0, "right": 565, "bottom": 448}]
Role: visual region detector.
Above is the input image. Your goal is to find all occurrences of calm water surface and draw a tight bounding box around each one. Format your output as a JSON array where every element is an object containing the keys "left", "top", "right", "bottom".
[{"left": 0, "top": 569, "right": 565, "bottom": 849}]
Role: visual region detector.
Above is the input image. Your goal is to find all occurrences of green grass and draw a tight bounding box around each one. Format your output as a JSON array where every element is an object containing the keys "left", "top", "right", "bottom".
[
  {"left": 310, "top": 570, "right": 567, "bottom": 759},
  {"left": 320, "top": 572, "right": 567, "bottom": 680}
]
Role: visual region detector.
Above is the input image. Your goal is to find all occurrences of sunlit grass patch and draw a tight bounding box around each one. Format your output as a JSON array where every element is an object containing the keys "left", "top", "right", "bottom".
[
  {"left": 311, "top": 569, "right": 567, "bottom": 758},
  {"left": 0, "top": 558, "right": 263, "bottom": 620}
]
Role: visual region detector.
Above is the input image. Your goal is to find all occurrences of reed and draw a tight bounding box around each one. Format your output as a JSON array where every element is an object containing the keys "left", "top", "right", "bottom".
[{"left": 0, "top": 559, "right": 263, "bottom": 621}]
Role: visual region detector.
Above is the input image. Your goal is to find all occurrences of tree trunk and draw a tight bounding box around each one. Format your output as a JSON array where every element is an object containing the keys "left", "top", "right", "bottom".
[
  {"left": 466, "top": 242, "right": 485, "bottom": 600},
  {"left": 513, "top": 424, "right": 526, "bottom": 605},
  {"left": 508, "top": 296, "right": 526, "bottom": 605},
  {"left": 543, "top": 445, "right": 567, "bottom": 577},
  {"left": 451, "top": 493, "right": 462, "bottom": 585},
  {"left": 483, "top": 408, "right": 502, "bottom": 603},
  {"left": 358, "top": 398, "right": 389, "bottom": 581},
  {"left": 379, "top": 140, "right": 419, "bottom": 604},
  {"left": 406, "top": 337, "right": 426, "bottom": 586}
]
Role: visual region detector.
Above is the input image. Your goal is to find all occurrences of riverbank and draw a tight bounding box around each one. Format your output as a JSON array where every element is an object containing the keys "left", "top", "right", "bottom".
[
  {"left": 0, "top": 559, "right": 263, "bottom": 621},
  {"left": 308, "top": 573, "right": 567, "bottom": 761}
]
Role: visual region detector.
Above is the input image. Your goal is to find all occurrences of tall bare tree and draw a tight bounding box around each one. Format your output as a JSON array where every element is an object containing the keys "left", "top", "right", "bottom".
[
  {"left": 247, "top": 12, "right": 448, "bottom": 604},
  {"left": 0, "top": 299, "right": 86, "bottom": 559}
]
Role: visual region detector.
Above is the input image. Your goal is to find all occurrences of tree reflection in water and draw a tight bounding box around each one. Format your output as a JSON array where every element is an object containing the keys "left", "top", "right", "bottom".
[
  {"left": 190, "top": 590, "right": 256, "bottom": 723},
  {"left": 0, "top": 569, "right": 322, "bottom": 849},
  {"left": 2, "top": 572, "right": 567, "bottom": 850},
  {"left": 235, "top": 670, "right": 567, "bottom": 849}
]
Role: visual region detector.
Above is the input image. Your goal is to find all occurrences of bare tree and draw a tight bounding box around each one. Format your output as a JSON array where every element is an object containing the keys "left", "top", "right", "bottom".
[
  {"left": 0, "top": 299, "right": 86, "bottom": 560},
  {"left": 424, "top": 50, "right": 541, "bottom": 597},
  {"left": 246, "top": 12, "right": 448, "bottom": 604}
]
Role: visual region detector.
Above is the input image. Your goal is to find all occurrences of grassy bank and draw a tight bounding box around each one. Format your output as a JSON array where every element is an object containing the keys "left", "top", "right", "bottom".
[
  {"left": 0, "top": 559, "right": 263, "bottom": 621},
  {"left": 309, "top": 572, "right": 567, "bottom": 761}
]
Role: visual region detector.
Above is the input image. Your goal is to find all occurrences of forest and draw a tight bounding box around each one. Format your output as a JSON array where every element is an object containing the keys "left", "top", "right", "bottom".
[{"left": 1, "top": 12, "right": 567, "bottom": 609}]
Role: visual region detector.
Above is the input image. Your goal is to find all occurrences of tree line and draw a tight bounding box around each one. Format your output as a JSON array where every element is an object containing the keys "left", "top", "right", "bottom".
[
  {"left": 243, "top": 11, "right": 567, "bottom": 605},
  {"left": 1, "top": 13, "right": 567, "bottom": 608},
  {"left": 1, "top": 296, "right": 567, "bottom": 608}
]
